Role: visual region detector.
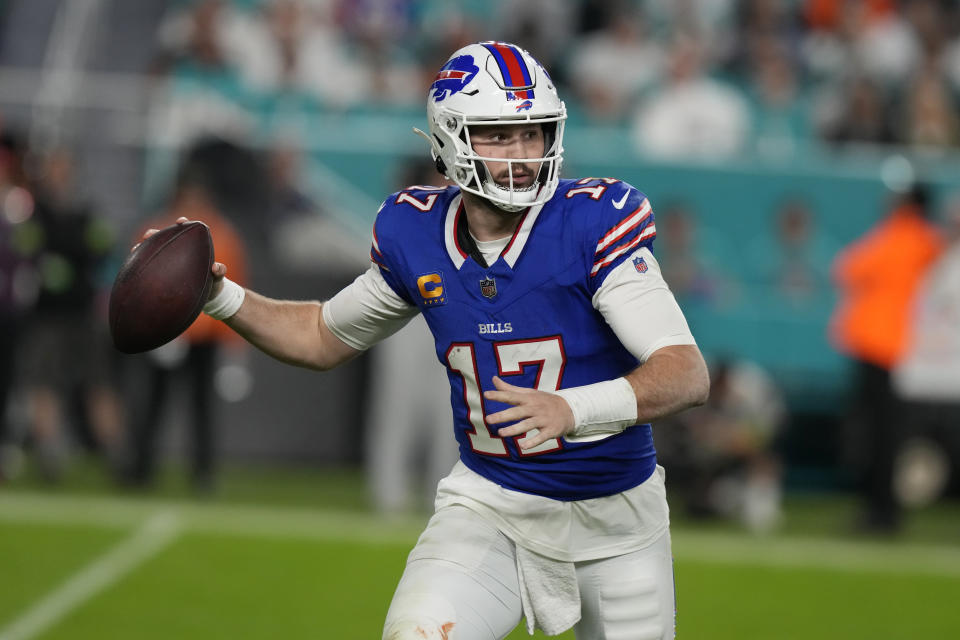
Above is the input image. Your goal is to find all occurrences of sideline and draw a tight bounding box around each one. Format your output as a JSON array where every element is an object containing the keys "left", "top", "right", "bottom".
[{"left": 1, "top": 492, "right": 959, "bottom": 580}]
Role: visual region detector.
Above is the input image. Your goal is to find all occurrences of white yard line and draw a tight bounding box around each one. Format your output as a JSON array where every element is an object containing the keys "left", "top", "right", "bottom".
[{"left": 0, "top": 511, "right": 181, "bottom": 640}]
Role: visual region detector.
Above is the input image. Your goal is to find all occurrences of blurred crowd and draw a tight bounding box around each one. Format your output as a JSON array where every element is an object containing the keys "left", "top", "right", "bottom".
[{"left": 148, "top": 0, "right": 960, "bottom": 157}]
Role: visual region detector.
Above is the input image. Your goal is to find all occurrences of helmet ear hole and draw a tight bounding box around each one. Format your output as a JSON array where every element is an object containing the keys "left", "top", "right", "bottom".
[{"left": 434, "top": 156, "right": 447, "bottom": 176}]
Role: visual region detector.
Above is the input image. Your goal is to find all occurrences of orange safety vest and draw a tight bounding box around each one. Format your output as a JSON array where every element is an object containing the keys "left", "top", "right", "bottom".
[{"left": 829, "top": 205, "right": 943, "bottom": 369}]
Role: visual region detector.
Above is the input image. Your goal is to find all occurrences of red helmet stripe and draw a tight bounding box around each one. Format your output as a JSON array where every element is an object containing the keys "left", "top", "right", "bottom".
[{"left": 482, "top": 42, "right": 533, "bottom": 89}]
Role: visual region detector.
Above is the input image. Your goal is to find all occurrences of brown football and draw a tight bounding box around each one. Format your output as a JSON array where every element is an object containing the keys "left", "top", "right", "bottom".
[{"left": 109, "top": 221, "right": 214, "bottom": 354}]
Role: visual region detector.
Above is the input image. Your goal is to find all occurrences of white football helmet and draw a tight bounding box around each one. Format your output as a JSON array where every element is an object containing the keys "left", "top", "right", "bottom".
[{"left": 416, "top": 42, "right": 567, "bottom": 212}]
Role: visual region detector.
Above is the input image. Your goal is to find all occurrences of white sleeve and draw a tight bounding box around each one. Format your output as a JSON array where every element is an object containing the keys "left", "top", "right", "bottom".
[
  {"left": 322, "top": 265, "right": 421, "bottom": 351},
  {"left": 593, "top": 247, "right": 696, "bottom": 363}
]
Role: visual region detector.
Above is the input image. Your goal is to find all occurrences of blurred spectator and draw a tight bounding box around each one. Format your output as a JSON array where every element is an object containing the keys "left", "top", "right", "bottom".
[
  {"left": 631, "top": 34, "right": 750, "bottom": 158},
  {"left": 366, "top": 313, "right": 456, "bottom": 514},
  {"left": 818, "top": 75, "right": 896, "bottom": 146},
  {"left": 266, "top": 144, "right": 318, "bottom": 229},
  {"left": 747, "top": 196, "right": 839, "bottom": 306},
  {"left": 728, "top": 0, "right": 802, "bottom": 77},
  {"left": 656, "top": 357, "right": 786, "bottom": 533},
  {"left": 17, "top": 149, "right": 124, "bottom": 481},
  {"left": 803, "top": 3, "right": 928, "bottom": 148},
  {"left": 153, "top": 0, "right": 239, "bottom": 75},
  {"left": 226, "top": 0, "right": 424, "bottom": 107},
  {"left": 334, "top": 0, "right": 429, "bottom": 106},
  {"left": 491, "top": 0, "right": 578, "bottom": 88},
  {"left": 0, "top": 130, "right": 37, "bottom": 481},
  {"left": 803, "top": 1, "right": 919, "bottom": 85},
  {"left": 892, "top": 194, "right": 960, "bottom": 507},
  {"left": 829, "top": 183, "right": 944, "bottom": 533},
  {"left": 148, "top": 0, "right": 256, "bottom": 148},
  {"left": 746, "top": 36, "right": 810, "bottom": 157},
  {"left": 642, "top": 0, "right": 737, "bottom": 65},
  {"left": 943, "top": 24, "right": 960, "bottom": 93},
  {"left": 335, "top": 0, "right": 417, "bottom": 44},
  {"left": 903, "top": 0, "right": 949, "bottom": 57},
  {"left": 264, "top": 143, "right": 369, "bottom": 273},
  {"left": 365, "top": 157, "right": 457, "bottom": 514},
  {"left": 656, "top": 201, "right": 735, "bottom": 310},
  {"left": 567, "top": 7, "right": 664, "bottom": 123},
  {"left": 850, "top": 3, "right": 921, "bottom": 87},
  {"left": 127, "top": 177, "right": 248, "bottom": 493},
  {"left": 229, "top": 1, "right": 375, "bottom": 106},
  {"left": 802, "top": 0, "right": 895, "bottom": 32},
  {"left": 800, "top": 4, "right": 852, "bottom": 83},
  {"left": 411, "top": 1, "right": 485, "bottom": 98},
  {"left": 171, "top": 138, "right": 270, "bottom": 249},
  {"left": 895, "top": 193, "right": 960, "bottom": 403},
  {"left": 898, "top": 59, "right": 958, "bottom": 152}
]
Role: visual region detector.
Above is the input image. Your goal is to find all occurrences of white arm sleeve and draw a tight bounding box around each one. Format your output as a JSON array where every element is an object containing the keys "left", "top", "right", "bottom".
[
  {"left": 593, "top": 247, "right": 696, "bottom": 362},
  {"left": 322, "top": 265, "right": 420, "bottom": 351}
]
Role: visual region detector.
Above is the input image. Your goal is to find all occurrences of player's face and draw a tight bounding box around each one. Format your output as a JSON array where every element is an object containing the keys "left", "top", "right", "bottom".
[{"left": 469, "top": 124, "right": 545, "bottom": 190}]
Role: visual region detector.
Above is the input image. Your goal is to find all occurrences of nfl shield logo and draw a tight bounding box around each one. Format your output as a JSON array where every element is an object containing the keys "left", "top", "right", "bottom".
[
  {"left": 633, "top": 256, "right": 648, "bottom": 273},
  {"left": 480, "top": 277, "right": 497, "bottom": 299}
]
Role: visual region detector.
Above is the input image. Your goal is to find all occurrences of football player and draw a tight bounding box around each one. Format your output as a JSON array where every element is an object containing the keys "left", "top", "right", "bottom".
[{"left": 190, "top": 42, "right": 709, "bottom": 639}]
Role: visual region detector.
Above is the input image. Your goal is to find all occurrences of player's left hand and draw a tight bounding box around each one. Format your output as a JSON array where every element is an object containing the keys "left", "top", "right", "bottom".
[{"left": 484, "top": 376, "right": 575, "bottom": 450}]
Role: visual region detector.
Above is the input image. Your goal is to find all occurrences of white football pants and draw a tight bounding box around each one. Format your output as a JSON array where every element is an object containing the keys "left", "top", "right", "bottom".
[{"left": 383, "top": 504, "right": 676, "bottom": 640}]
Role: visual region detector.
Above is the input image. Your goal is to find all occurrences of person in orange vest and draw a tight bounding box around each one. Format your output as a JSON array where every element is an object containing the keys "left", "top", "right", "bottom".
[
  {"left": 829, "top": 183, "right": 943, "bottom": 532},
  {"left": 127, "top": 178, "right": 248, "bottom": 492}
]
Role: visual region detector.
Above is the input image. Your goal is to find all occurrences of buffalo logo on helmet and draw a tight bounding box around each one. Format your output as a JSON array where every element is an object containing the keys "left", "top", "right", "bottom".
[
  {"left": 515, "top": 100, "right": 534, "bottom": 112},
  {"left": 430, "top": 55, "right": 480, "bottom": 102}
]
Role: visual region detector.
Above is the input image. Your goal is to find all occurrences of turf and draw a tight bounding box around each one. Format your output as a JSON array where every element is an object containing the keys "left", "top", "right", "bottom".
[
  {"left": 1, "top": 460, "right": 958, "bottom": 638},
  {"left": 1, "top": 493, "right": 958, "bottom": 639},
  {"left": 0, "top": 522, "right": 126, "bottom": 623},
  {"left": 37, "top": 532, "right": 410, "bottom": 640},
  {"left": 674, "top": 559, "right": 959, "bottom": 639}
]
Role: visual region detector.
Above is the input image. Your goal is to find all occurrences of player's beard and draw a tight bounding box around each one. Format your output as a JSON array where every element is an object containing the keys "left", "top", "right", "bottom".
[{"left": 470, "top": 157, "right": 547, "bottom": 215}]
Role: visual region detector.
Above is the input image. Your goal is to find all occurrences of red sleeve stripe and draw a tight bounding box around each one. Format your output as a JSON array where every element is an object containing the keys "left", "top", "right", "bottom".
[
  {"left": 590, "top": 224, "right": 656, "bottom": 276},
  {"left": 595, "top": 209, "right": 651, "bottom": 258},
  {"left": 371, "top": 228, "right": 383, "bottom": 257},
  {"left": 370, "top": 248, "right": 389, "bottom": 271},
  {"left": 595, "top": 200, "right": 650, "bottom": 254}
]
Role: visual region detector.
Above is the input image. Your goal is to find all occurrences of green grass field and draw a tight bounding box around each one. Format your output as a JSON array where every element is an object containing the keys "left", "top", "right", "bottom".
[{"left": 1, "top": 461, "right": 959, "bottom": 639}]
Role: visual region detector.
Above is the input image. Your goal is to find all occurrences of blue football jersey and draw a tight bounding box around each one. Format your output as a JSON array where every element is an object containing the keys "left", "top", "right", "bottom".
[{"left": 371, "top": 178, "right": 659, "bottom": 501}]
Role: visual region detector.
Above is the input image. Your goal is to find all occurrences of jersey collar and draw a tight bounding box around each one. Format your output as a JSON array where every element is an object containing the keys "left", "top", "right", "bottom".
[{"left": 444, "top": 194, "right": 545, "bottom": 270}]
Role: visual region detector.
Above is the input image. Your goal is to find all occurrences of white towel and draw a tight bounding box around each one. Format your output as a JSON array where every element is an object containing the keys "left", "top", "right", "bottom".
[{"left": 515, "top": 545, "right": 581, "bottom": 635}]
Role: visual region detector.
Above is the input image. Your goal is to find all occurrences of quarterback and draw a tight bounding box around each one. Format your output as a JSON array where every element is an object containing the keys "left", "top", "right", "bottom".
[{"left": 187, "top": 42, "right": 709, "bottom": 639}]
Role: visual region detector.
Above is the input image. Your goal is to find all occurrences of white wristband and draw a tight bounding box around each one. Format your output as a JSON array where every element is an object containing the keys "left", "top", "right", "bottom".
[
  {"left": 555, "top": 377, "right": 638, "bottom": 441},
  {"left": 203, "top": 278, "right": 245, "bottom": 320}
]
